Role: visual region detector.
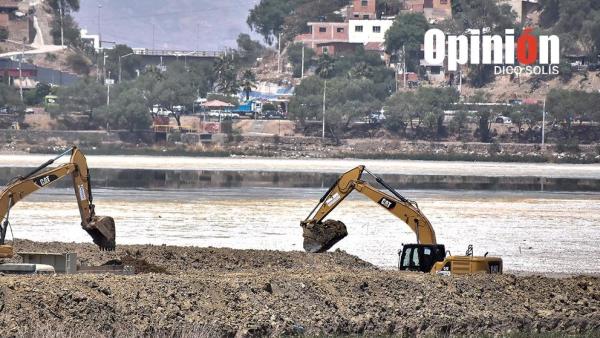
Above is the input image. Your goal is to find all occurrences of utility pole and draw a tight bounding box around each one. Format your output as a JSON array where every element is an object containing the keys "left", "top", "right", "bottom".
[
  {"left": 119, "top": 52, "right": 134, "bottom": 82},
  {"left": 322, "top": 79, "right": 327, "bottom": 139},
  {"left": 542, "top": 98, "right": 546, "bottom": 149},
  {"left": 152, "top": 24, "right": 155, "bottom": 51},
  {"left": 458, "top": 69, "right": 462, "bottom": 94},
  {"left": 106, "top": 71, "right": 112, "bottom": 110},
  {"left": 97, "top": 2, "right": 101, "bottom": 46},
  {"left": 59, "top": 0, "right": 64, "bottom": 46},
  {"left": 103, "top": 53, "right": 107, "bottom": 82},
  {"left": 402, "top": 44, "right": 407, "bottom": 89},
  {"left": 18, "top": 38, "right": 24, "bottom": 102},
  {"left": 278, "top": 33, "right": 282, "bottom": 73},
  {"left": 301, "top": 45, "right": 305, "bottom": 78}
]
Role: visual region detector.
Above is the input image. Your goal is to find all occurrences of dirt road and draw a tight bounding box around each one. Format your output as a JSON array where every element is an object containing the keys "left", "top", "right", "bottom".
[{"left": 1, "top": 241, "right": 599, "bottom": 337}]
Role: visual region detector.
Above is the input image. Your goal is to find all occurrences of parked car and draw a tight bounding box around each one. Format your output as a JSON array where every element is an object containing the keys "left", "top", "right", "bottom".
[
  {"left": 207, "top": 110, "right": 240, "bottom": 120},
  {"left": 262, "top": 110, "right": 285, "bottom": 120},
  {"left": 366, "top": 111, "right": 386, "bottom": 124},
  {"left": 150, "top": 105, "right": 174, "bottom": 117},
  {"left": 495, "top": 116, "right": 512, "bottom": 124}
]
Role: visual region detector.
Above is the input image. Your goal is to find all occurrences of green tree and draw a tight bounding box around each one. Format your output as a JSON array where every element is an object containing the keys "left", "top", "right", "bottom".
[
  {"left": 237, "top": 33, "right": 265, "bottom": 66},
  {"left": 213, "top": 56, "right": 240, "bottom": 95},
  {"left": 468, "top": 91, "right": 494, "bottom": 142},
  {"left": 48, "top": 0, "right": 80, "bottom": 12},
  {"left": 50, "top": 14, "right": 81, "bottom": 46},
  {"left": 287, "top": 43, "right": 315, "bottom": 78},
  {"left": 448, "top": 110, "right": 469, "bottom": 138},
  {"left": 316, "top": 54, "right": 335, "bottom": 79},
  {"left": 452, "top": 0, "right": 516, "bottom": 87},
  {"left": 108, "top": 87, "right": 151, "bottom": 131},
  {"left": 66, "top": 53, "right": 91, "bottom": 75},
  {"left": 25, "top": 83, "right": 52, "bottom": 106},
  {"left": 383, "top": 91, "right": 415, "bottom": 135},
  {"left": 247, "top": 0, "right": 297, "bottom": 44},
  {"left": 384, "top": 12, "right": 429, "bottom": 70},
  {"left": 0, "top": 27, "right": 8, "bottom": 42},
  {"left": 288, "top": 75, "right": 324, "bottom": 124},
  {"left": 241, "top": 70, "right": 257, "bottom": 101},
  {"left": 247, "top": 0, "right": 346, "bottom": 44},
  {"left": 106, "top": 45, "right": 142, "bottom": 82},
  {"left": 0, "top": 83, "right": 21, "bottom": 108}
]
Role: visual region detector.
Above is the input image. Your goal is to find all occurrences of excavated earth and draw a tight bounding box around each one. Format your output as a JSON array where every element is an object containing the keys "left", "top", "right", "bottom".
[{"left": 0, "top": 240, "right": 599, "bottom": 337}]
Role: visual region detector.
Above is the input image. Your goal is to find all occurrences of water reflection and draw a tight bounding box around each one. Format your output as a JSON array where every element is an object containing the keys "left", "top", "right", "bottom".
[{"left": 1, "top": 167, "right": 600, "bottom": 192}]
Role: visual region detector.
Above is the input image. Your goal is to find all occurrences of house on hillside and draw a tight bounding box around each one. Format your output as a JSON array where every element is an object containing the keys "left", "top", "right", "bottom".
[
  {"left": 294, "top": 0, "right": 380, "bottom": 56},
  {"left": 0, "top": 0, "right": 35, "bottom": 43},
  {"left": 400, "top": 0, "right": 452, "bottom": 23}
]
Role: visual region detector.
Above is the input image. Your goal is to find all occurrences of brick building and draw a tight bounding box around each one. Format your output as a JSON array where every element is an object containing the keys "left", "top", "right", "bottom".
[
  {"left": 401, "top": 0, "right": 452, "bottom": 22},
  {"left": 293, "top": 22, "right": 353, "bottom": 55},
  {"left": 347, "top": 0, "right": 377, "bottom": 20}
]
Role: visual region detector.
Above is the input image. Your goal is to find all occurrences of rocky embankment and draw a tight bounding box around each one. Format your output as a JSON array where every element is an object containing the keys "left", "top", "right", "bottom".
[{"left": 0, "top": 240, "right": 599, "bottom": 337}]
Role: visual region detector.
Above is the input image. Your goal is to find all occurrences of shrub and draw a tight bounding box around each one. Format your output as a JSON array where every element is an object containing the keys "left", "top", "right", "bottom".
[
  {"left": 66, "top": 53, "right": 91, "bottom": 75},
  {"left": 0, "top": 27, "right": 8, "bottom": 41}
]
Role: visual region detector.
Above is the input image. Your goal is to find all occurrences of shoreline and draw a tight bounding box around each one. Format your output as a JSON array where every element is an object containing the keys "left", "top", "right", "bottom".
[{"left": 2, "top": 152, "right": 600, "bottom": 179}]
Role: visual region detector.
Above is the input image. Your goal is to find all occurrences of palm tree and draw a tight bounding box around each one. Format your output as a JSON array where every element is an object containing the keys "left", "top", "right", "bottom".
[
  {"left": 241, "top": 69, "right": 257, "bottom": 101},
  {"left": 316, "top": 54, "right": 335, "bottom": 79}
]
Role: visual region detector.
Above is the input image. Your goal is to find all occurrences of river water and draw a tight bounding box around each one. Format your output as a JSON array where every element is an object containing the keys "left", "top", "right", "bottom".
[{"left": 1, "top": 155, "right": 600, "bottom": 274}]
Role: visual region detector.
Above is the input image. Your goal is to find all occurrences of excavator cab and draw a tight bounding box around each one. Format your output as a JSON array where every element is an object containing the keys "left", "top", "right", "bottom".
[{"left": 398, "top": 244, "right": 446, "bottom": 273}]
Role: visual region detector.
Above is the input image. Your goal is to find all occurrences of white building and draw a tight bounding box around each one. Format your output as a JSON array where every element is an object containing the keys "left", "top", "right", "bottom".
[
  {"left": 80, "top": 29, "right": 100, "bottom": 51},
  {"left": 348, "top": 19, "right": 394, "bottom": 44}
]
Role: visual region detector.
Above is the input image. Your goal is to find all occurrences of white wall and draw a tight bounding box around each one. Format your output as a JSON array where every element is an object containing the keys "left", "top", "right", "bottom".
[{"left": 348, "top": 20, "right": 394, "bottom": 44}]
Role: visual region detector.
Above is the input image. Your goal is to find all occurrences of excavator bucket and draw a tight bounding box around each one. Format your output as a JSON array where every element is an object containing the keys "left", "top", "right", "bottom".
[
  {"left": 84, "top": 216, "right": 116, "bottom": 251},
  {"left": 301, "top": 219, "right": 348, "bottom": 253}
]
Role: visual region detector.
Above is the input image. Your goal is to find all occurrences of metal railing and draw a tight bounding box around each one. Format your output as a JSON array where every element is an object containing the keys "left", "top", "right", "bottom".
[{"left": 133, "top": 49, "right": 224, "bottom": 58}]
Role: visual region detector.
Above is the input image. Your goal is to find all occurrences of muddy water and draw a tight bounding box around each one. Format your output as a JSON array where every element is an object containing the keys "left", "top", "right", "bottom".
[
  {"left": 5, "top": 188, "right": 600, "bottom": 275},
  {"left": 2, "top": 155, "right": 600, "bottom": 274}
]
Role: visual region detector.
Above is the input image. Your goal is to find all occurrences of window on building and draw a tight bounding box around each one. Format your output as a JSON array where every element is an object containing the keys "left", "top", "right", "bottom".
[
  {"left": 319, "top": 27, "right": 327, "bottom": 33},
  {"left": 337, "top": 27, "right": 344, "bottom": 33},
  {"left": 322, "top": 47, "right": 329, "bottom": 55},
  {"left": 361, "top": 0, "right": 368, "bottom": 6},
  {"left": 373, "top": 26, "right": 381, "bottom": 33},
  {"left": 354, "top": 14, "right": 359, "bottom": 18},
  {"left": 430, "top": 66, "right": 442, "bottom": 74},
  {"left": 355, "top": 25, "right": 363, "bottom": 32},
  {"left": 363, "top": 14, "right": 370, "bottom": 19}
]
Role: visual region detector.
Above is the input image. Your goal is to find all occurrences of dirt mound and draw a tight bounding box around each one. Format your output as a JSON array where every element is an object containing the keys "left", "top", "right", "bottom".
[
  {"left": 1, "top": 241, "right": 599, "bottom": 337},
  {"left": 7, "top": 239, "right": 374, "bottom": 274}
]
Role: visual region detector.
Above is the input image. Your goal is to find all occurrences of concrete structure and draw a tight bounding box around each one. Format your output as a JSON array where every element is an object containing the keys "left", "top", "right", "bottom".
[
  {"left": 20, "top": 252, "right": 77, "bottom": 274},
  {"left": 131, "top": 49, "right": 223, "bottom": 69},
  {"left": 80, "top": 29, "right": 100, "bottom": 51},
  {"left": 348, "top": 0, "right": 377, "bottom": 20},
  {"left": 294, "top": 22, "right": 353, "bottom": 55},
  {"left": 401, "top": 0, "right": 452, "bottom": 22},
  {"left": 348, "top": 19, "right": 394, "bottom": 44}
]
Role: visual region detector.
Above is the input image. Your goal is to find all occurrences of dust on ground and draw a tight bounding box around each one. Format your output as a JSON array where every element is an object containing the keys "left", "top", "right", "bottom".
[{"left": 0, "top": 240, "right": 599, "bottom": 337}]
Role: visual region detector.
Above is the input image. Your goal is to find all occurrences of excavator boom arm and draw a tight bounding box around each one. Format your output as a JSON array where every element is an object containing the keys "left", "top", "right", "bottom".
[
  {"left": 0, "top": 147, "right": 115, "bottom": 252},
  {"left": 301, "top": 165, "right": 436, "bottom": 252}
]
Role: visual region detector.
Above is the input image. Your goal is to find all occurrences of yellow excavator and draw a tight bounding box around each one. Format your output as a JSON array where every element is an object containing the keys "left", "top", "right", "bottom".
[
  {"left": 301, "top": 165, "right": 502, "bottom": 275},
  {"left": 0, "top": 147, "right": 116, "bottom": 258}
]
